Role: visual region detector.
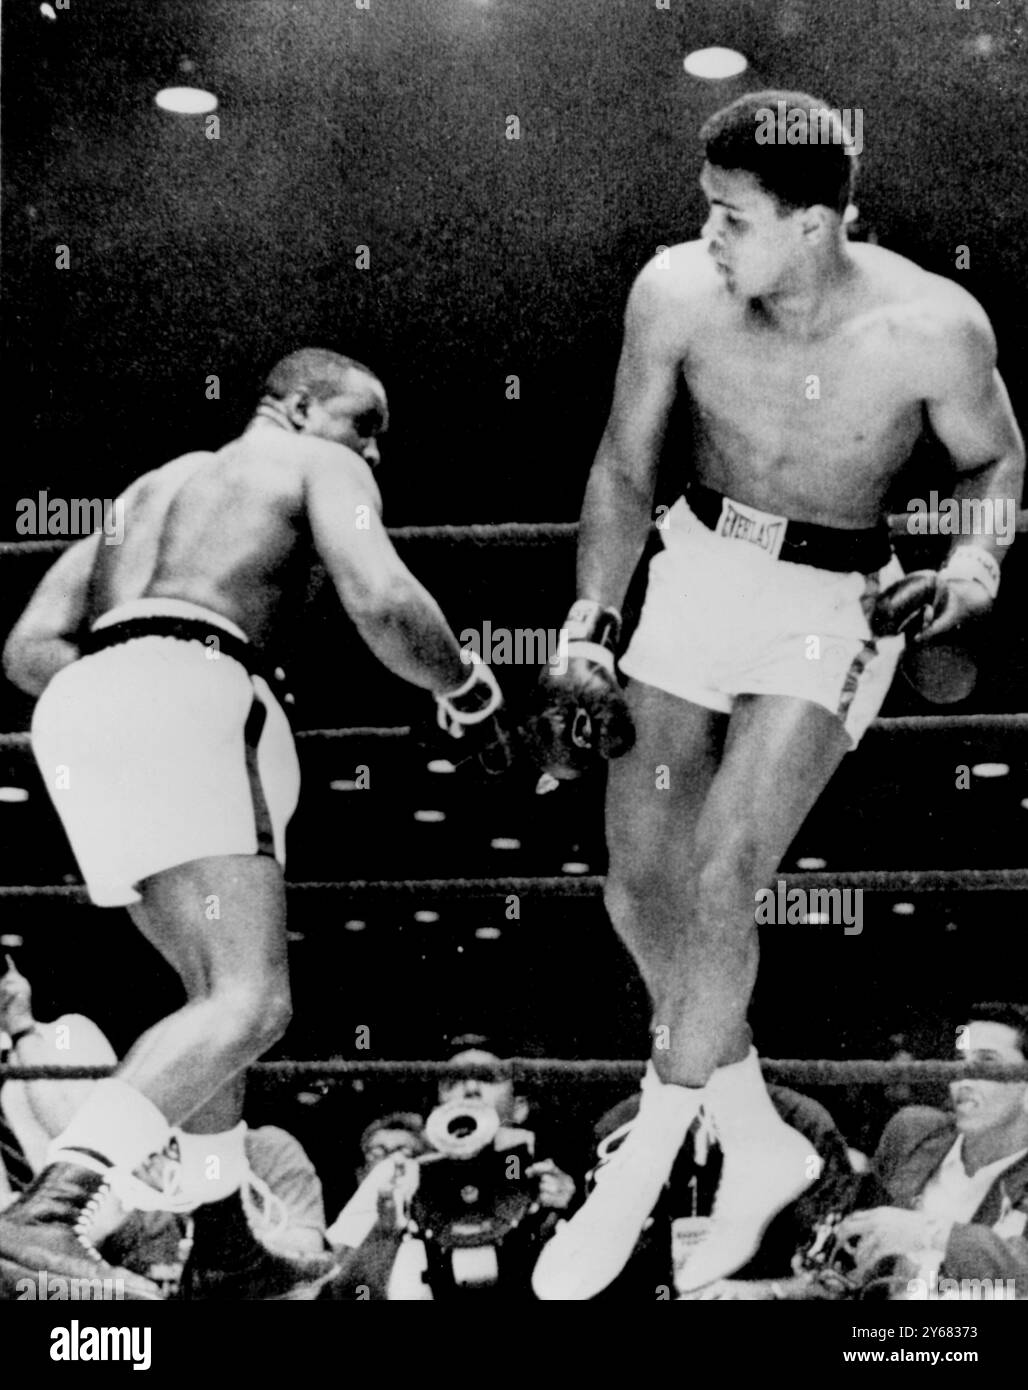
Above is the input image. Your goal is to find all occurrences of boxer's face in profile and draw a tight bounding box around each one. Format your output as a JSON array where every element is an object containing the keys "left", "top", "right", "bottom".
[
  {"left": 950, "top": 1020, "right": 1028, "bottom": 1138},
  {"left": 300, "top": 370, "right": 389, "bottom": 466},
  {"left": 700, "top": 162, "right": 809, "bottom": 300}
]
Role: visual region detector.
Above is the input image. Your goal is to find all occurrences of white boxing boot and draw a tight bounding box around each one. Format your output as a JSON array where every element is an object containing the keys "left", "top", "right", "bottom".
[
  {"left": 532, "top": 1062, "right": 702, "bottom": 1300},
  {"left": 673, "top": 1048, "right": 816, "bottom": 1294}
]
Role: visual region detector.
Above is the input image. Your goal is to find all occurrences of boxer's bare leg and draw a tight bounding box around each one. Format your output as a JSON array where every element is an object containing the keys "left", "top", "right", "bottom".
[
  {"left": 120, "top": 857, "right": 335, "bottom": 1293},
  {"left": 126, "top": 902, "right": 248, "bottom": 1134},
  {"left": 607, "top": 683, "right": 849, "bottom": 1087},
  {"left": 115, "top": 854, "right": 290, "bottom": 1125},
  {"left": 535, "top": 685, "right": 849, "bottom": 1299},
  {"left": 179, "top": 1075, "right": 248, "bottom": 1135},
  {"left": 603, "top": 681, "right": 738, "bottom": 1058}
]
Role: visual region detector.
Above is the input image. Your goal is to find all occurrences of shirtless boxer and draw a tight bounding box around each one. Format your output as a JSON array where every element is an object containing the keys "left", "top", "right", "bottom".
[
  {"left": 0, "top": 346, "right": 502, "bottom": 1298},
  {"left": 528, "top": 91, "right": 1024, "bottom": 1299}
]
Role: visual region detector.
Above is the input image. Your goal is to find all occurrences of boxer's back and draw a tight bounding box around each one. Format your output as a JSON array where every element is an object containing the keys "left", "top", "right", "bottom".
[{"left": 88, "top": 427, "right": 323, "bottom": 646}]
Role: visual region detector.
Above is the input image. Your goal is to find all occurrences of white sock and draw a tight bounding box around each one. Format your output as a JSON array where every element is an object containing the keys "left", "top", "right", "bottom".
[
  {"left": 613, "top": 1067, "right": 705, "bottom": 1171},
  {"left": 671, "top": 1051, "right": 813, "bottom": 1293},
  {"left": 48, "top": 1079, "right": 171, "bottom": 1174},
  {"left": 641, "top": 1059, "right": 661, "bottom": 1093},
  {"left": 532, "top": 1064, "right": 703, "bottom": 1300},
  {"left": 637, "top": 1076, "right": 703, "bottom": 1131},
  {"left": 173, "top": 1123, "right": 248, "bottom": 1205},
  {"left": 705, "top": 1047, "right": 783, "bottom": 1141}
]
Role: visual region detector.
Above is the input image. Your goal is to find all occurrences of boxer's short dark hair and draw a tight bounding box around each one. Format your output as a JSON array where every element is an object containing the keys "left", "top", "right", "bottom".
[
  {"left": 262, "top": 346, "right": 378, "bottom": 402},
  {"left": 965, "top": 1002, "right": 1028, "bottom": 1058},
  {"left": 700, "top": 89, "right": 857, "bottom": 215}
]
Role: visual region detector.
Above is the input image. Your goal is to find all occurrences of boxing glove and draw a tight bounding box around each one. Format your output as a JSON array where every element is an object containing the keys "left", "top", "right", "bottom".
[
  {"left": 433, "top": 652, "right": 514, "bottom": 774},
  {"left": 871, "top": 548, "right": 999, "bottom": 641},
  {"left": 871, "top": 565, "right": 992, "bottom": 704},
  {"left": 524, "top": 599, "right": 635, "bottom": 780},
  {"left": 869, "top": 571, "right": 942, "bottom": 638}
]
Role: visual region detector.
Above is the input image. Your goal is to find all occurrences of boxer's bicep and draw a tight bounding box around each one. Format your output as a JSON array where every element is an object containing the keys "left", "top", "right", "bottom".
[
  {"left": 925, "top": 316, "right": 1024, "bottom": 476},
  {"left": 6, "top": 532, "right": 102, "bottom": 649},
  {"left": 3, "top": 535, "right": 102, "bottom": 693},
  {"left": 598, "top": 269, "right": 685, "bottom": 491},
  {"left": 305, "top": 454, "right": 413, "bottom": 617}
]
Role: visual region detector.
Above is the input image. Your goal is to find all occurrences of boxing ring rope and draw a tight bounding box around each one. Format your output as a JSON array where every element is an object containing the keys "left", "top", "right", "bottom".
[
  {"left": 1, "top": 507, "right": 1027, "bottom": 559},
  {"left": 0, "top": 867, "right": 1025, "bottom": 904},
  {"left": 3, "top": 1058, "right": 1027, "bottom": 1086},
  {"left": 1, "top": 712, "right": 1027, "bottom": 755},
  {"left": 1, "top": 521, "right": 1026, "bottom": 1135}
]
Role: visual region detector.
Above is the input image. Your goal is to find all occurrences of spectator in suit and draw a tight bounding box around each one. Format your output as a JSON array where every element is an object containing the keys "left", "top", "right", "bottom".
[{"left": 839, "top": 1002, "right": 1028, "bottom": 1299}]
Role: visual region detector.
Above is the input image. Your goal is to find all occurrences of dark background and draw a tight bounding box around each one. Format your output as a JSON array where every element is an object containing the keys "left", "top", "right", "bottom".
[
  {"left": 2, "top": 0, "right": 1026, "bottom": 523},
  {"left": 2, "top": 0, "right": 1027, "bottom": 1183}
]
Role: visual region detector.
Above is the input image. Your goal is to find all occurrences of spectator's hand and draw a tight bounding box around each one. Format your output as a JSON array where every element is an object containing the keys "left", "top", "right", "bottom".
[
  {"left": 390, "top": 1156, "right": 421, "bottom": 1206},
  {"left": 527, "top": 1159, "right": 576, "bottom": 1210},
  {"left": 0, "top": 955, "right": 33, "bottom": 1036},
  {"left": 836, "top": 1207, "right": 949, "bottom": 1274},
  {"left": 375, "top": 1155, "right": 421, "bottom": 1230},
  {"left": 327, "top": 1155, "right": 422, "bottom": 1252}
]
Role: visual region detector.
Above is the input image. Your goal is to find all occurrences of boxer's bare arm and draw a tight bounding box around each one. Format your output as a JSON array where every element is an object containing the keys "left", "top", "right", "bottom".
[
  {"left": 922, "top": 301, "right": 1025, "bottom": 566},
  {"left": 305, "top": 449, "right": 466, "bottom": 695},
  {"left": 578, "top": 259, "right": 686, "bottom": 610},
  {"left": 2, "top": 533, "right": 101, "bottom": 696}
]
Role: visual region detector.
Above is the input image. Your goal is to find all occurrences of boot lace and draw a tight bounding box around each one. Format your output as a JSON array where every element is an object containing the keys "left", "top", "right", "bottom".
[{"left": 72, "top": 1178, "right": 112, "bottom": 1263}]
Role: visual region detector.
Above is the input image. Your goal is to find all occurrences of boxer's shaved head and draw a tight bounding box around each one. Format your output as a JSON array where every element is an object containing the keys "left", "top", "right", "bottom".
[
  {"left": 262, "top": 347, "right": 380, "bottom": 403},
  {"left": 701, "top": 89, "right": 858, "bottom": 216},
  {"left": 255, "top": 346, "right": 388, "bottom": 459}
]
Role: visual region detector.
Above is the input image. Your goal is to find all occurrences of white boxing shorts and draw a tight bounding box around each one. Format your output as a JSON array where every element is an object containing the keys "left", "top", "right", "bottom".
[
  {"left": 620, "top": 494, "right": 906, "bottom": 748},
  {"left": 30, "top": 598, "right": 301, "bottom": 907}
]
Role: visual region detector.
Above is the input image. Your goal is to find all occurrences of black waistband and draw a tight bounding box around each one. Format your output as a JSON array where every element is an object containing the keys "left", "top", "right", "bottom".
[
  {"left": 684, "top": 480, "right": 892, "bottom": 573},
  {"left": 80, "top": 616, "right": 286, "bottom": 694}
]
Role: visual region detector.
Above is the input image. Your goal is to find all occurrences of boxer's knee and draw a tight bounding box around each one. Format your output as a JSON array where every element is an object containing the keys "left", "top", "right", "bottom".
[
  {"left": 211, "top": 979, "right": 293, "bottom": 1054},
  {"left": 253, "top": 986, "right": 293, "bottom": 1049}
]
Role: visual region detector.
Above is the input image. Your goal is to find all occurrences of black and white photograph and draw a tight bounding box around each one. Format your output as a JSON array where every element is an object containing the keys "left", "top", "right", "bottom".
[{"left": 1, "top": 0, "right": 1026, "bottom": 1366}]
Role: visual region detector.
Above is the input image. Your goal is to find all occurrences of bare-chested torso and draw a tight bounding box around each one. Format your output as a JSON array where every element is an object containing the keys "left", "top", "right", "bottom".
[
  {"left": 669, "top": 239, "right": 961, "bottom": 528},
  {"left": 87, "top": 427, "right": 341, "bottom": 648}
]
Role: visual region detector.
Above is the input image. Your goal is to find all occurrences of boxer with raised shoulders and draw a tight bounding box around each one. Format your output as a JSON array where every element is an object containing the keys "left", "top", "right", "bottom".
[{"left": 1, "top": 346, "right": 502, "bottom": 1299}]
